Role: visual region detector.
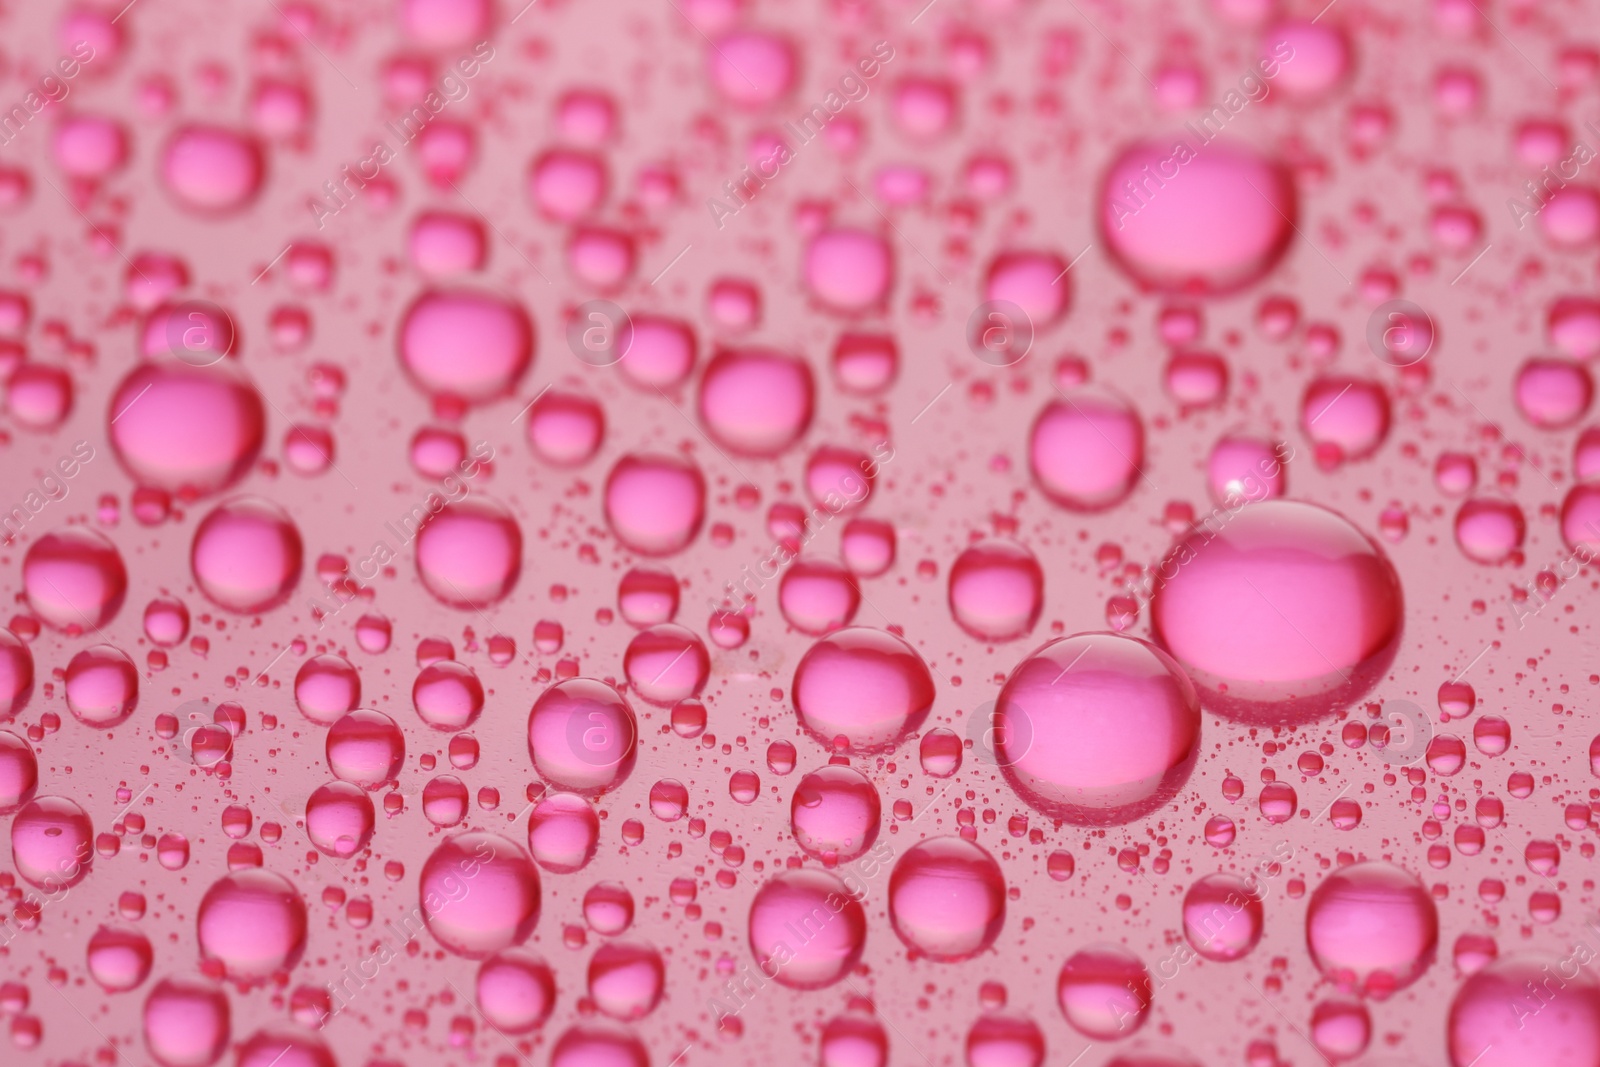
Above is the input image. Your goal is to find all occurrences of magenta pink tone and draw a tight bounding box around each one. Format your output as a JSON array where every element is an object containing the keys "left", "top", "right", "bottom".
[{"left": 0, "top": 0, "right": 1596, "bottom": 1064}]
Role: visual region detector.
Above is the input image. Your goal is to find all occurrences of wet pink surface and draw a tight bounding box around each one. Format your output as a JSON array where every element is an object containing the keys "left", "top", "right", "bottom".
[{"left": 0, "top": 0, "right": 1598, "bottom": 1065}]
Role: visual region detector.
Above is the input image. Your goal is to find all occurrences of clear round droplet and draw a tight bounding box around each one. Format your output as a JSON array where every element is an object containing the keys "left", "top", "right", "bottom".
[{"left": 1151, "top": 500, "right": 1403, "bottom": 723}]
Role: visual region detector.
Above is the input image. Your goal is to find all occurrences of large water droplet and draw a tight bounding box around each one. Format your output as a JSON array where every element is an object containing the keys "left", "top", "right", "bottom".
[
  {"left": 294, "top": 654, "right": 361, "bottom": 725},
  {"left": 107, "top": 361, "right": 264, "bottom": 497},
  {"left": 477, "top": 949, "right": 556, "bottom": 1033},
  {"left": 0, "top": 729, "right": 39, "bottom": 813},
  {"left": 747, "top": 869, "right": 867, "bottom": 988},
  {"left": 413, "top": 660, "right": 486, "bottom": 731},
  {"left": 603, "top": 453, "right": 706, "bottom": 556},
  {"left": 708, "top": 30, "right": 797, "bottom": 108},
  {"left": 24, "top": 528, "right": 128, "bottom": 632},
  {"left": 304, "top": 781, "right": 375, "bottom": 857},
  {"left": 550, "top": 1024, "right": 650, "bottom": 1067},
  {"left": 1305, "top": 862, "right": 1437, "bottom": 997},
  {"left": 888, "top": 836, "right": 1006, "bottom": 961},
  {"left": 160, "top": 126, "right": 265, "bottom": 214},
  {"left": 527, "top": 791, "right": 600, "bottom": 872},
  {"left": 234, "top": 1026, "right": 335, "bottom": 1067},
  {"left": 399, "top": 288, "right": 534, "bottom": 405},
  {"left": 1029, "top": 387, "right": 1145, "bottom": 511},
  {"left": 527, "top": 678, "right": 638, "bottom": 794},
  {"left": 142, "top": 975, "right": 231, "bottom": 1067},
  {"left": 190, "top": 497, "right": 303, "bottom": 614},
  {"left": 420, "top": 831, "right": 540, "bottom": 958},
  {"left": 1448, "top": 953, "right": 1600, "bottom": 1067},
  {"left": 196, "top": 869, "right": 308, "bottom": 981},
  {"left": 1099, "top": 140, "right": 1296, "bottom": 294},
  {"left": 0, "top": 628, "right": 34, "bottom": 721},
  {"left": 697, "top": 348, "right": 815, "bottom": 457},
  {"left": 587, "top": 939, "right": 664, "bottom": 1020},
  {"left": 1151, "top": 500, "right": 1403, "bottom": 722},
  {"left": 948, "top": 541, "right": 1045, "bottom": 642},
  {"left": 11, "top": 795, "right": 93, "bottom": 889},
  {"left": 326, "top": 708, "right": 404, "bottom": 788},
  {"left": 1181, "top": 872, "right": 1264, "bottom": 961},
  {"left": 791, "top": 764, "right": 881, "bottom": 862},
  {"left": 792, "top": 627, "right": 936, "bottom": 752},
  {"left": 994, "top": 632, "right": 1201, "bottom": 824},
  {"left": 1058, "top": 944, "right": 1153, "bottom": 1038},
  {"left": 415, "top": 496, "right": 523, "bottom": 607},
  {"left": 64, "top": 644, "right": 139, "bottom": 727},
  {"left": 804, "top": 229, "right": 893, "bottom": 313},
  {"left": 88, "top": 924, "right": 154, "bottom": 992}
]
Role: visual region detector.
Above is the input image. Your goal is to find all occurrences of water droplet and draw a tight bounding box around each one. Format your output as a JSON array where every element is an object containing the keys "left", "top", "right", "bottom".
[
  {"left": 294, "top": 654, "right": 361, "bottom": 725},
  {"left": 779, "top": 558, "right": 862, "bottom": 635},
  {"left": 1514, "top": 357, "right": 1593, "bottom": 429},
  {"left": 804, "top": 229, "right": 893, "bottom": 313},
  {"left": 747, "top": 869, "right": 867, "bottom": 988},
  {"left": 142, "top": 975, "right": 231, "bottom": 1067},
  {"left": 966, "top": 1013, "right": 1045, "bottom": 1067},
  {"left": 413, "top": 660, "right": 486, "bottom": 731},
  {"left": 587, "top": 939, "right": 663, "bottom": 1019},
  {"left": 420, "top": 831, "right": 540, "bottom": 958},
  {"left": 190, "top": 497, "right": 303, "bottom": 614},
  {"left": 994, "top": 633, "right": 1200, "bottom": 824},
  {"left": 1182, "top": 873, "right": 1263, "bottom": 961},
  {"left": 160, "top": 126, "right": 265, "bottom": 214},
  {"left": 1100, "top": 140, "right": 1296, "bottom": 294},
  {"left": 623, "top": 624, "right": 709, "bottom": 705},
  {"left": 1448, "top": 953, "right": 1600, "bottom": 1066},
  {"left": 5, "top": 362, "right": 74, "bottom": 430},
  {"left": 984, "top": 251, "right": 1072, "bottom": 332},
  {"left": 1453, "top": 498, "right": 1525, "bottom": 565},
  {"left": 11, "top": 795, "right": 92, "bottom": 889},
  {"left": 526, "top": 678, "right": 638, "bottom": 794},
  {"left": 415, "top": 497, "right": 523, "bottom": 607},
  {"left": 304, "top": 781, "right": 375, "bottom": 857},
  {"left": 948, "top": 541, "right": 1044, "bottom": 642},
  {"left": 888, "top": 836, "right": 1006, "bottom": 961},
  {"left": 1305, "top": 862, "right": 1437, "bottom": 997},
  {"left": 0, "top": 729, "right": 38, "bottom": 813},
  {"left": 604, "top": 453, "right": 707, "bottom": 556},
  {"left": 234, "top": 1026, "right": 335, "bottom": 1067},
  {"left": 792, "top": 627, "right": 936, "bottom": 753},
  {"left": 196, "top": 869, "right": 308, "bottom": 981},
  {"left": 88, "top": 924, "right": 154, "bottom": 992},
  {"left": 399, "top": 289, "right": 534, "bottom": 405},
  {"left": 326, "top": 709, "right": 404, "bottom": 788},
  {"left": 551, "top": 1024, "right": 650, "bottom": 1067},
  {"left": 529, "top": 148, "right": 608, "bottom": 221},
  {"left": 698, "top": 348, "right": 815, "bottom": 457},
  {"left": 24, "top": 528, "right": 128, "bottom": 632},
  {"left": 64, "top": 644, "right": 139, "bottom": 727},
  {"left": 1263, "top": 21, "right": 1352, "bottom": 100},
  {"left": 708, "top": 31, "right": 797, "bottom": 108},
  {"left": 617, "top": 566, "right": 680, "bottom": 627},
  {"left": 1151, "top": 500, "right": 1403, "bottom": 722},
  {"left": 526, "top": 391, "right": 605, "bottom": 467},
  {"left": 1301, "top": 376, "right": 1391, "bottom": 463},
  {"left": 108, "top": 361, "right": 264, "bottom": 497},
  {"left": 821, "top": 1014, "right": 888, "bottom": 1067},
  {"left": 0, "top": 629, "right": 34, "bottom": 721},
  {"left": 618, "top": 315, "right": 697, "bottom": 391},
  {"left": 1058, "top": 944, "right": 1152, "bottom": 1038},
  {"left": 791, "top": 764, "right": 881, "bottom": 862},
  {"left": 473, "top": 949, "right": 554, "bottom": 1035},
  {"left": 527, "top": 791, "right": 600, "bottom": 872},
  {"left": 1030, "top": 386, "right": 1145, "bottom": 511},
  {"left": 1206, "top": 436, "right": 1287, "bottom": 505}
]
